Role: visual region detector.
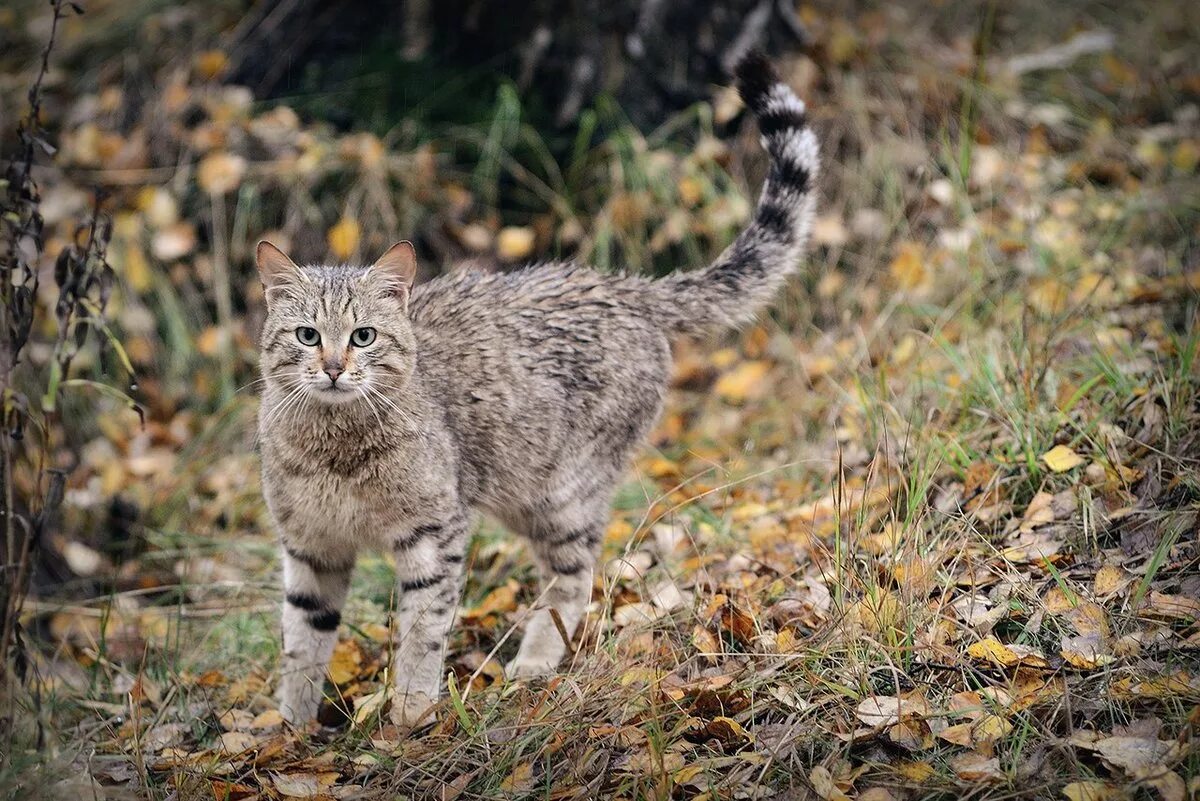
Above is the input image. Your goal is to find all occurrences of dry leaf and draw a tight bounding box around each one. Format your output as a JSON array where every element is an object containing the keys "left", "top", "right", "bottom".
[
  {"left": 197, "top": 152, "right": 246, "bottom": 194},
  {"left": 950, "top": 752, "right": 1002, "bottom": 782},
  {"left": 714, "top": 361, "right": 771, "bottom": 403},
  {"left": 967, "top": 636, "right": 1048, "bottom": 668},
  {"left": 270, "top": 772, "right": 338, "bottom": 798},
  {"left": 809, "top": 765, "right": 851, "bottom": 801},
  {"left": 497, "top": 226, "right": 536, "bottom": 261},
  {"left": 888, "top": 241, "right": 928, "bottom": 291},
  {"left": 1042, "top": 445, "right": 1085, "bottom": 472},
  {"left": 328, "top": 639, "right": 364, "bottom": 685},
  {"left": 499, "top": 762, "right": 534, "bottom": 793},
  {"left": 1061, "top": 780, "right": 1120, "bottom": 801},
  {"left": 1091, "top": 735, "right": 1176, "bottom": 772},
  {"left": 327, "top": 217, "right": 361, "bottom": 260}
]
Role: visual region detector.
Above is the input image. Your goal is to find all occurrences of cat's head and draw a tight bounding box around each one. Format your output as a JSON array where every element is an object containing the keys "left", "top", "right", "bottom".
[{"left": 255, "top": 241, "right": 418, "bottom": 405}]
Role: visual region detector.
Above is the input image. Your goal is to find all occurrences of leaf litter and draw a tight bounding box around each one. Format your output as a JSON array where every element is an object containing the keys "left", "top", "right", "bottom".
[{"left": 3, "top": 2, "right": 1199, "bottom": 800}]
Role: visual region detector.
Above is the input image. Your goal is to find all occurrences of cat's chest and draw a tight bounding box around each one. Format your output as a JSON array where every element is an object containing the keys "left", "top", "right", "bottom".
[{"left": 262, "top": 437, "right": 429, "bottom": 547}]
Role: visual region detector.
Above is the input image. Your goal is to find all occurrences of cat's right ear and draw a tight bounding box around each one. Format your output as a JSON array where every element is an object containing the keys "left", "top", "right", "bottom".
[{"left": 256, "top": 241, "right": 302, "bottom": 301}]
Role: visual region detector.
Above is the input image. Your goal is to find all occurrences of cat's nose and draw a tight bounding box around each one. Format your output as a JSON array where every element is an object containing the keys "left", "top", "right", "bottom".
[{"left": 324, "top": 366, "right": 343, "bottom": 384}]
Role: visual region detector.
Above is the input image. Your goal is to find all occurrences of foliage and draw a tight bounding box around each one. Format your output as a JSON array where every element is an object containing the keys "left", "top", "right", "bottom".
[
  {"left": 1, "top": 1, "right": 1198, "bottom": 799},
  {"left": 0, "top": 0, "right": 122, "bottom": 698}
]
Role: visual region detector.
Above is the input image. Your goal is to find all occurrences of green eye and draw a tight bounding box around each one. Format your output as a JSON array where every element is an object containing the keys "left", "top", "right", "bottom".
[
  {"left": 296, "top": 327, "right": 320, "bottom": 346},
  {"left": 350, "top": 327, "right": 376, "bottom": 347}
]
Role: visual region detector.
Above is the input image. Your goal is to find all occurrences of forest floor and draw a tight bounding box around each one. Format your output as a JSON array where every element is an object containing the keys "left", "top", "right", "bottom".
[{"left": 3, "top": 2, "right": 1199, "bottom": 800}]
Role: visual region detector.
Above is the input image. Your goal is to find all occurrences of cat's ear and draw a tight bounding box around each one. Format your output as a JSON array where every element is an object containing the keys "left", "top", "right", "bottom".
[
  {"left": 370, "top": 241, "right": 418, "bottom": 308},
  {"left": 256, "top": 241, "right": 302, "bottom": 292}
]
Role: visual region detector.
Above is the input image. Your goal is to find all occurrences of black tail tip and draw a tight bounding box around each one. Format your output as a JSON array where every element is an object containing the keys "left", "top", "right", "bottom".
[{"left": 734, "top": 50, "right": 779, "bottom": 112}]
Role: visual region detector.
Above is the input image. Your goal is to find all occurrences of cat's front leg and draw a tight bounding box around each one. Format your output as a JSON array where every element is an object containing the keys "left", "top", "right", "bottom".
[
  {"left": 389, "top": 515, "right": 470, "bottom": 728},
  {"left": 278, "top": 544, "right": 354, "bottom": 724}
]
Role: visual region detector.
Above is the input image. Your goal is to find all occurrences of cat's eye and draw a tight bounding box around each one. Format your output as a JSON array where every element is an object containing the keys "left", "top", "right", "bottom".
[
  {"left": 350, "top": 327, "right": 377, "bottom": 347},
  {"left": 296, "top": 327, "right": 320, "bottom": 346}
]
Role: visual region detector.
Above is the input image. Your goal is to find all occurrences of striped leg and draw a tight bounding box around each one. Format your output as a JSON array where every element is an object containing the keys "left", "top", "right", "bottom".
[
  {"left": 278, "top": 548, "right": 353, "bottom": 724},
  {"left": 390, "top": 517, "right": 469, "bottom": 728},
  {"left": 508, "top": 520, "right": 601, "bottom": 679}
]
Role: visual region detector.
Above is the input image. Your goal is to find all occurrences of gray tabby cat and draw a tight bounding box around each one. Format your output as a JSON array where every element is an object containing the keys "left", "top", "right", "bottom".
[{"left": 257, "top": 53, "right": 819, "bottom": 727}]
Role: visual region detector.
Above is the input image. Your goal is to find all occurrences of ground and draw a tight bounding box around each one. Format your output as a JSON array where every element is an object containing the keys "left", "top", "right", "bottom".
[{"left": 1, "top": 1, "right": 1198, "bottom": 800}]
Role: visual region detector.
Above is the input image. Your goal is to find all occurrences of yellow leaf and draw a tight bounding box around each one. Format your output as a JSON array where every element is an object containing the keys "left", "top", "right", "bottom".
[
  {"left": 464, "top": 581, "right": 518, "bottom": 620},
  {"left": 197, "top": 152, "right": 246, "bottom": 195},
  {"left": 967, "top": 637, "right": 1047, "bottom": 668},
  {"left": 1093, "top": 564, "right": 1129, "bottom": 597},
  {"left": 1061, "top": 781, "right": 1119, "bottom": 801},
  {"left": 1042, "top": 445, "right": 1085, "bottom": 473},
  {"left": 352, "top": 686, "right": 390, "bottom": 725},
  {"left": 250, "top": 709, "right": 284, "bottom": 730},
  {"left": 195, "top": 50, "right": 228, "bottom": 80},
  {"left": 888, "top": 241, "right": 927, "bottom": 290},
  {"left": 714, "top": 361, "right": 771, "bottom": 403},
  {"left": 809, "top": 765, "right": 851, "bottom": 801},
  {"left": 893, "top": 761, "right": 936, "bottom": 782},
  {"left": 496, "top": 226, "right": 535, "bottom": 261},
  {"left": 327, "top": 217, "right": 361, "bottom": 260},
  {"left": 327, "top": 639, "right": 363, "bottom": 685}
]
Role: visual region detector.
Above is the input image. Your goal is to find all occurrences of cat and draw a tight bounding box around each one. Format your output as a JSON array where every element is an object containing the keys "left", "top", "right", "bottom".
[{"left": 257, "top": 51, "right": 819, "bottom": 728}]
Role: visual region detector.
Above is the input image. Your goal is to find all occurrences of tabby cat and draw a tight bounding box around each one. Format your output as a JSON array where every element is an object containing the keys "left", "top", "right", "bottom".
[{"left": 257, "top": 52, "right": 819, "bottom": 727}]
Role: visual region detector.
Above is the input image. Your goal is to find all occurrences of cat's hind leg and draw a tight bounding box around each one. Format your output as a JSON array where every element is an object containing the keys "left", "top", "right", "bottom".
[{"left": 507, "top": 499, "right": 606, "bottom": 679}]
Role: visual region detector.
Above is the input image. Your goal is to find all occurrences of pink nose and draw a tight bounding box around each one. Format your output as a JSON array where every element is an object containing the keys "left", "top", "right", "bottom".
[{"left": 324, "top": 366, "right": 343, "bottom": 383}]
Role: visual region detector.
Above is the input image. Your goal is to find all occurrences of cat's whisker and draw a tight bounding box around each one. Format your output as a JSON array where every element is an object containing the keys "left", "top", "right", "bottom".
[
  {"left": 261, "top": 52, "right": 819, "bottom": 727},
  {"left": 362, "top": 384, "right": 411, "bottom": 425},
  {"left": 237, "top": 371, "right": 294, "bottom": 395},
  {"left": 261, "top": 383, "right": 308, "bottom": 431}
]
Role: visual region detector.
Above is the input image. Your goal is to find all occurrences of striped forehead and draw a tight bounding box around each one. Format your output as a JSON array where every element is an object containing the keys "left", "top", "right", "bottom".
[{"left": 298, "top": 265, "right": 371, "bottom": 322}]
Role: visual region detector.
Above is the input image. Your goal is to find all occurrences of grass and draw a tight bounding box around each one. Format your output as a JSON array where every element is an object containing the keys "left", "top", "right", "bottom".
[{"left": 2, "top": 0, "right": 1199, "bottom": 799}]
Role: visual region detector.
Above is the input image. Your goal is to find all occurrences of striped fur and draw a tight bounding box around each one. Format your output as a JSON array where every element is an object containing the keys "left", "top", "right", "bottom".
[
  {"left": 657, "top": 51, "right": 819, "bottom": 334},
  {"left": 259, "top": 52, "right": 820, "bottom": 728}
]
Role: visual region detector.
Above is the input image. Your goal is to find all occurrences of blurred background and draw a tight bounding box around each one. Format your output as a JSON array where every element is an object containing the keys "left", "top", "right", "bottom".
[{"left": 1, "top": 0, "right": 1198, "bottom": 798}]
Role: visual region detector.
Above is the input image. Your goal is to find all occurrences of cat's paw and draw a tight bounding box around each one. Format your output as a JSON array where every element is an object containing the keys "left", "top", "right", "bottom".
[
  {"left": 279, "top": 683, "right": 322, "bottom": 726},
  {"left": 389, "top": 692, "right": 436, "bottom": 730},
  {"left": 505, "top": 656, "right": 558, "bottom": 680}
]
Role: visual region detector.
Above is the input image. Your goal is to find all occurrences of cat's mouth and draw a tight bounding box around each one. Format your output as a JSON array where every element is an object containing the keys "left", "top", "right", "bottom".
[{"left": 310, "top": 383, "right": 361, "bottom": 404}]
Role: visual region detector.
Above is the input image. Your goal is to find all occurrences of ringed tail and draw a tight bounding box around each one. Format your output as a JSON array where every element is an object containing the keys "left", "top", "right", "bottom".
[{"left": 656, "top": 51, "right": 820, "bottom": 335}]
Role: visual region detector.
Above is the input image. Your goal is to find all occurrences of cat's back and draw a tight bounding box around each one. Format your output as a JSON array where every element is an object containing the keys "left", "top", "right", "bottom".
[{"left": 408, "top": 261, "right": 654, "bottom": 332}]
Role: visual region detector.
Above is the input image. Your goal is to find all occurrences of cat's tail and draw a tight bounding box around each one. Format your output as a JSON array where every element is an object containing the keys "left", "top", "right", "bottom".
[{"left": 653, "top": 51, "right": 819, "bottom": 336}]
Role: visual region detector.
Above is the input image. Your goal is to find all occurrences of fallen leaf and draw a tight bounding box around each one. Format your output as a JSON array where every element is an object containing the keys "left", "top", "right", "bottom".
[
  {"left": 967, "top": 637, "right": 1048, "bottom": 668},
  {"left": 856, "top": 695, "right": 925, "bottom": 728},
  {"left": 1091, "top": 735, "right": 1176, "bottom": 772},
  {"left": 499, "top": 762, "right": 534, "bottom": 793},
  {"left": 950, "top": 752, "right": 1002, "bottom": 782},
  {"left": 714, "top": 361, "right": 771, "bottom": 403},
  {"left": 218, "top": 731, "right": 259, "bottom": 754},
  {"left": 1061, "top": 780, "right": 1120, "bottom": 801},
  {"left": 497, "top": 227, "right": 536, "bottom": 261},
  {"left": 353, "top": 686, "right": 390, "bottom": 725},
  {"left": 270, "top": 772, "right": 338, "bottom": 798},
  {"left": 1042, "top": 445, "right": 1085, "bottom": 473},
  {"left": 809, "top": 765, "right": 851, "bottom": 801},
  {"left": 197, "top": 152, "right": 246, "bottom": 195},
  {"left": 327, "top": 217, "right": 361, "bottom": 260},
  {"left": 328, "top": 639, "right": 365, "bottom": 685},
  {"left": 888, "top": 241, "right": 928, "bottom": 291}
]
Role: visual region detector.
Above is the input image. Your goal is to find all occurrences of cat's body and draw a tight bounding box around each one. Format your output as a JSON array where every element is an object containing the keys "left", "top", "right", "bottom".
[{"left": 259, "top": 53, "right": 819, "bottom": 727}]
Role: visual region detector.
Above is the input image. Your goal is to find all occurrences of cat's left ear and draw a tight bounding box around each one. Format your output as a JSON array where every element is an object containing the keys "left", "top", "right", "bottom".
[{"left": 370, "top": 241, "right": 418, "bottom": 309}]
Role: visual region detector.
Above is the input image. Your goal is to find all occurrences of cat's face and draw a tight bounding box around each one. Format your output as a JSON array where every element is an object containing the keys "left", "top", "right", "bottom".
[{"left": 256, "top": 241, "right": 418, "bottom": 407}]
